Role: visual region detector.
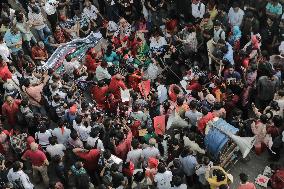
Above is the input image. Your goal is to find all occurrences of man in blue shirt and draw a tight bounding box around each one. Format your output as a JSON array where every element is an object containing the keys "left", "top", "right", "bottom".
[{"left": 4, "top": 26, "right": 23, "bottom": 60}]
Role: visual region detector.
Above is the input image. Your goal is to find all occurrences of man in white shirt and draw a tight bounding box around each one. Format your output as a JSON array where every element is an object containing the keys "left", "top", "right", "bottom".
[
  {"left": 63, "top": 57, "right": 81, "bottom": 76},
  {"left": 83, "top": 0, "right": 103, "bottom": 26},
  {"left": 7, "top": 161, "right": 34, "bottom": 189},
  {"left": 52, "top": 120, "right": 71, "bottom": 146},
  {"left": 213, "top": 21, "right": 226, "bottom": 43},
  {"left": 228, "top": 2, "right": 244, "bottom": 27},
  {"left": 154, "top": 163, "right": 173, "bottom": 189},
  {"left": 0, "top": 35, "right": 11, "bottom": 62},
  {"left": 43, "top": 0, "right": 59, "bottom": 30},
  {"left": 28, "top": 2, "right": 51, "bottom": 40},
  {"left": 157, "top": 81, "right": 168, "bottom": 103},
  {"left": 191, "top": 0, "right": 205, "bottom": 20},
  {"left": 142, "top": 138, "right": 160, "bottom": 165},
  {"left": 46, "top": 136, "right": 66, "bottom": 158},
  {"left": 86, "top": 127, "right": 104, "bottom": 150},
  {"left": 96, "top": 61, "right": 111, "bottom": 81},
  {"left": 126, "top": 139, "right": 143, "bottom": 168}
]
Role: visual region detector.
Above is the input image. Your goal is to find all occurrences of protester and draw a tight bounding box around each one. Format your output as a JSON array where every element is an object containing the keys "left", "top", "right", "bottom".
[{"left": 0, "top": 0, "right": 283, "bottom": 188}]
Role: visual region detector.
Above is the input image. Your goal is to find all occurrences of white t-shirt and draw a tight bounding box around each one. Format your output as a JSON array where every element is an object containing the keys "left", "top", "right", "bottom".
[
  {"left": 191, "top": 2, "right": 205, "bottom": 19},
  {"left": 86, "top": 137, "right": 104, "bottom": 150},
  {"left": 228, "top": 7, "right": 244, "bottom": 26},
  {"left": 142, "top": 146, "right": 160, "bottom": 163},
  {"left": 44, "top": 0, "right": 58, "bottom": 15},
  {"left": 46, "top": 143, "right": 66, "bottom": 158},
  {"left": 95, "top": 65, "right": 111, "bottom": 81},
  {"left": 126, "top": 149, "right": 142, "bottom": 168},
  {"left": 35, "top": 130, "right": 52, "bottom": 148},
  {"left": 7, "top": 169, "right": 34, "bottom": 189},
  {"left": 52, "top": 127, "right": 71, "bottom": 145},
  {"left": 154, "top": 171, "right": 173, "bottom": 189},
  {"left": 83, "top": 5, "right": 99, "bottom": 20},
  {"left": 157, "top": 84, "right": 168, "bottom": 103},
  {"left": 0, "top": 42, "right": 10, "bottom": 62},
  {"left": 77, "top": 125, "right": 92, "bottom": 142},
  {"left": 63, "top": 59, "right": 80, "bottom": 75},
  {"left": 150, "top": 37, "right": 167, "bottom": 52}
]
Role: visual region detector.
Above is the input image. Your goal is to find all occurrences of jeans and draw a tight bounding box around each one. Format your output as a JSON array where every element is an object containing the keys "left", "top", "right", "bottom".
[{"left": 36, "top": 26, "right": 52, "bottom": 41}]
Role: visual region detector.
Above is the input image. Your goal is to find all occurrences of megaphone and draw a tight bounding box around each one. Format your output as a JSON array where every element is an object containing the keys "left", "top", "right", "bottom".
[{"left": 230, "top": 135, "right": 256, "bottom": 158}]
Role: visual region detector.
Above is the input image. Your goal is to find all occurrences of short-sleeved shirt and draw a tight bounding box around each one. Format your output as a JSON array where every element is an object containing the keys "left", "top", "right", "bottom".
[
  {"left": 154, "top": 171, "right": 173, "bottom": 189},
  {"left": 22, "top": 150, "right": 47, "bottom": 166},
  {"left": 25, "top": 83, "right": 44, "bottom": 107},
  {"left": 46, "top": 144, "right": 66, "bottom": 158},
  {"left": 75, "top": 149, "right": 100, "bottom": 171}
]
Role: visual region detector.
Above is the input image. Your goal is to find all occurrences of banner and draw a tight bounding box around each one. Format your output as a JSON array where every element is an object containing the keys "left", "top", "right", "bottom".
[
  {"left": 153, "top": 115, "right": 166, "bottom": 135},
  {"left": 43, "top": 32, "right": 103, "bottom": 74}
]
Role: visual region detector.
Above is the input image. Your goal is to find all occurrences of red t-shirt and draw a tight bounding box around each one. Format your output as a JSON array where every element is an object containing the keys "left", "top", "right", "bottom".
[
  {"left": 22, "top": 150, "right": 47, "bottom": 166},
  {"left": 108, "top": 77, "right": 127, "bottom": 100},
  {"left": 75, "top": 149, "right": 100, "bottom": 171},
  {"left": 115, "top": 131, "right": 132, "bottom": 160},
  {"left": 237, "top": 182, "right": 256, "bottom": 189},
  {"left": 197, "top": 112, "right": 214, "bottom": 134},
  {"left": 0, "top": 65, "right": 12, "bottom": 82},
  {"left": 85, "top": 54, "right": 100, "bottom": 73},
  {"left": 2, "top": 100, "right": 21, "bottom": 126},
  {"left": 91, "top": 85, "right": 109, "bottom": 109}
]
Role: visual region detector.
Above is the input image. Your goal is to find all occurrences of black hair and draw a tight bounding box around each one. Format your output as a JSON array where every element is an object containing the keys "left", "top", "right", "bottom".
[
  {"left": 239, "top": 173, "right": 248, "bottom": 183},
  {"left": 49, "top": 136, "right": 57, "bottom": 145},
  {"left": 131, "top": 139, "right": 140, "bottom": 149},
  {"left": 213, "top": 169, "right": 226, "bottom": 182},
  {"left": 70, "top": 130, "right": 79, "bottom": 140},
  {"left": 260, "top": 114, "right": 268, "bottom": 124},
  {"left": 190, "top": 100, "right": 198, "bottom": 109},
  {"left": 172, "top": 176, "right": 183, "bottom": 187},
  {"left": 157, "top": 163, "right": 166, "bottom": 173},
  {"left": 13, "top": 161, "right": 22, "bottom": 171}
]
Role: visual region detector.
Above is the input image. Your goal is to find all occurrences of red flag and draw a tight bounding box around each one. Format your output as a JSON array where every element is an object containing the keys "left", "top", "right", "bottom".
[{"left": 153, "top": 115, "right": 166, "bottom": 135}]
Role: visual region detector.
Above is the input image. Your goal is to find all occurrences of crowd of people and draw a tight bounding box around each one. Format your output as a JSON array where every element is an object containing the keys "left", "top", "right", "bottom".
[{"left": 0, "top": 0, "right": 284, "bottom": 188}]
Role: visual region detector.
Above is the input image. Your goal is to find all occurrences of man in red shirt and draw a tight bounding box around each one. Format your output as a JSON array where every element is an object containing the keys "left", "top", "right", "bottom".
[
  {"left": 1, "top": 95, "right": 21, "bottom": 129},
  {"left": 0, "top": 58, "right": 12, "bottom": 82},
  {"left": 237, "top": 173, "right": 256, "bottom": 189},
  {"left": 73, "top": 146, "right": 100, "bottom": 173},
  {"left": 112, "top": 124, "right": 132, "bottom": 161},
  {"left": 85, "top": 48, "right": 101, "bottom": 73},
  {"left": 108, "top": 73, "right": 127, "bottom": 100},
  {"left": 91, "top": 80, "right": 109, "bottom": 110},
  {"left": 22, "top": 142, "right": 49, "bottom": 187}
]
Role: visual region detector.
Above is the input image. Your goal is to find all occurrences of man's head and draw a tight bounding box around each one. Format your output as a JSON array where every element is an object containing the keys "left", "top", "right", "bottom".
[
  {"left": 232, "top": 2, "right": 240, "bottom": 12},
  {"left": 13, "top": 161, "right": 23, "bottom": 171},
  {"left": 31, "top": 5, "right": 40, "bottom": 14},
  {"left": 30, "top": 142, "right": 39, "bottom": 151},
  {"left": 239, "top": 173, "right": 249, "bottom": 184},
  {"left": 5, "top": 96, "right": 14, "bottom": 105},
  {"left": 49, "top": 136, "right": 58, "bottom": 145}
]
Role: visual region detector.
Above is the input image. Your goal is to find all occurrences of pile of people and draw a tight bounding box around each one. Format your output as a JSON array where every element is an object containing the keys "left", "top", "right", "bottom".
[{"left": 0, "top": 0, "right": 284, "bottom": 188}]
